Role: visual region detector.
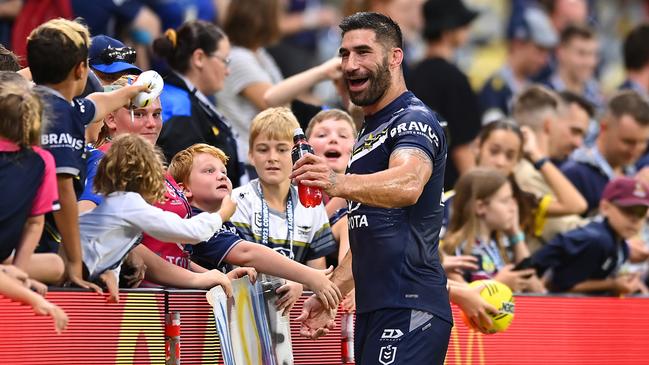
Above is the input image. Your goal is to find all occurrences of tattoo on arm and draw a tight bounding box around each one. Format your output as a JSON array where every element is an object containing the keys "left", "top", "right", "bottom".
[
  {"left": 328, "top": 169, "right": 338, "bottom": 191},
  {"left": 390, "top": 147, "right": 433, "bottom": 170}
]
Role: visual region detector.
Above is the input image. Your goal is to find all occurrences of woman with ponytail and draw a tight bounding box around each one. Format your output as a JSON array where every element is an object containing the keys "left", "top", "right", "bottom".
[{"left": 153, "top": 20, "right": 243, "bottom": 187}]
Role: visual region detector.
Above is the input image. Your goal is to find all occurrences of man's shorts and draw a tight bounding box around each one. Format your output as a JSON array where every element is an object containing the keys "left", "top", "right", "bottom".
[{"left": 355, "top": 308, "right": 452, "bottom": 365}]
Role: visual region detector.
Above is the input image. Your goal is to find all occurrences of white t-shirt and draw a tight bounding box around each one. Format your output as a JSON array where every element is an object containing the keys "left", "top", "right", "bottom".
[
  {"left": 231, "top": 179, "right": 336, "bottom": 264},
  {"left": 216, "top": 46, "right": 283, "bottom": 160},
  {"left": 79, "top": 191, "right": 223, "bottom": 280}
]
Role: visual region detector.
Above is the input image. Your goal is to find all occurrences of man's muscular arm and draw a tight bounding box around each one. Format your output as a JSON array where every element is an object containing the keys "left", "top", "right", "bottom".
[
  {"left": 291, "top": 147, "right": 433, "bottom": 208},
  {"left": 330, "top": 249, "right": 354, "bottom": 297}
]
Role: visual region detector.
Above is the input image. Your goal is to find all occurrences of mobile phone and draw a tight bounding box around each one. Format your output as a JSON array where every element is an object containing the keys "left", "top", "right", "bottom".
[
  {"left": 513, "top": 257, "right": 534, "bottom": 271},
  {"left": 513, "top": 257, "right": 535, "bottom": 278}
]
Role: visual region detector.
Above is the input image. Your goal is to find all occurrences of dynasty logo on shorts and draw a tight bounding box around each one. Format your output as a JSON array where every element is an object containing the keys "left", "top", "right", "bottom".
[
  {"left": 379, "top": 345, "right": 397, "bottom": 365},
  {"left": 380, "top": 328, "right": 403, "bottom": 340}
]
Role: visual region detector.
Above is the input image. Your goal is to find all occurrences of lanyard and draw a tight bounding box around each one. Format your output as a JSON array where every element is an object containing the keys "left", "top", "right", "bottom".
[{"left": 258, "top": 184, "right": 295, "bottom": 260}]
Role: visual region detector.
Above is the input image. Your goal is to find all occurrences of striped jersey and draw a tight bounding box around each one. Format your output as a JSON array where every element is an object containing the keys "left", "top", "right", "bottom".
[{"left": 231, "top": 179, "right": 337, "bottom": 264}]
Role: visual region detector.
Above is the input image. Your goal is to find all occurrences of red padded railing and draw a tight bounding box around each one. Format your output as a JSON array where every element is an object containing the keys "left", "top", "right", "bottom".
[{"left": 1, "top": 290, "right": 649, "bottom": 364}]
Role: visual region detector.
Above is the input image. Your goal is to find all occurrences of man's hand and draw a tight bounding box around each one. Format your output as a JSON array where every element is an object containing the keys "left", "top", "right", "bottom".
[
  {"left": 520, "top": 126, "right": 544, "bottom": 163},
  {"left": 290, "top": 154, "right": 341, "bottom": 196},
  {"left": 452, "top": 284, "right": 498, "bottom": 334},
  {"left": 296, "top": 294, "right": 337, "bottom": 339},
  {"left": 341, "top": 289, "right": 356, "bottom": 313}
]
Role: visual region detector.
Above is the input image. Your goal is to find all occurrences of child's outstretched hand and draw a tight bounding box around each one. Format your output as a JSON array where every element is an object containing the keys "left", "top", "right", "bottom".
[
  {"left": 32, "top": 297, "right": 69, "bottom": 334},
  {"left": 305, "top": 266, "right": 342, "bottom": 310},
  {"left": 217, "top": 194, "right": 237, "bottom": 222},
  {"left": 227, "top": 267, "right": 257, "bottom": 283},
  {"left": 99, "top": 271, "right": 120, "bottom": 303},
  {"left": 197, "top": 270, "right": 233, "bottom": 297},
  {"left": 276, "top": 280, "right": 303, "bottom": 316}
]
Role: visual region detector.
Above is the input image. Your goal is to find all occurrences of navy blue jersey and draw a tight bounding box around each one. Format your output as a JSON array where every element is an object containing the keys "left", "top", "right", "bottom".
[
  {"left": 189, "top": 207, "right": 243, "bottom": 271},
  {"left": 0, "top": 148, "right": 45, "bottom": 261},
  {"left": 532, "top": 219, "right": 629, "bottom": 293},
  {"left": 38, "top": 87, "right": 95, "bottom": 192},
  {"left": 37, "top": 87, "right": 96, "bottom": 252},
  {"left": 347, "top": 91, "right": 451, "bottom": 322},
  {"left": 478, "top": 73, "right": 513, "bottom": 120}
]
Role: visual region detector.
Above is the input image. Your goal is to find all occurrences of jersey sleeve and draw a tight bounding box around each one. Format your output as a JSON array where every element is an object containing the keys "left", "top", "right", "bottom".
[
  {"left": 304, "top": 204, "right": 337, "bottom": 261},
  {"left": 190, "top": 223, "right": 243, "bottom": 269},
  {"left": 121, "top": 193, "right": 223, "bottom": 244},
  {"left": 30, "top": 147, "right": 60, "bottom": 216},
  {"left": 391, "top": 111, "right": 444, "bottom": 162},
  {"left": 73, "top": 97, "right": 97, "bottom": 126}
]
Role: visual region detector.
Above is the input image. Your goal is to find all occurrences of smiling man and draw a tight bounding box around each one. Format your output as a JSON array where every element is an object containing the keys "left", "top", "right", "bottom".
[{"left": 292, "top": 12, "right": 452, "bottom": 365}]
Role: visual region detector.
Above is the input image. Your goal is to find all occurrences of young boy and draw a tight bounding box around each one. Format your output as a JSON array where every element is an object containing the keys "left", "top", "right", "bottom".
[
  {"left": 26, "top": 18, "right": 150, "bottom": 291},
  {"left": 232, "top": 107, "right": 337, "bottom": 266},
  {"left": 168, "top": 143, "right": 341, "bottom": 312},
  {"left": 230, "top": 107, "right": 337, "bottom": 312},
  {"left": 532, "top": 177, "right": 649, "bottom": 294}
]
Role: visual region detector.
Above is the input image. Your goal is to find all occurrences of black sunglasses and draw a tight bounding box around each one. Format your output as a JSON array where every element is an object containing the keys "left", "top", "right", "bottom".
[{"left": 98, "top": 47, "right": 137, "bottom": 65}]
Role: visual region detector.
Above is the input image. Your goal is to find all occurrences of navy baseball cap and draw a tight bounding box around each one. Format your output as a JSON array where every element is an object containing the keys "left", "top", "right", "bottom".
[
  {"left": 89, "top": 35, "right": 142, "bottom": 74},
  {"left": 602, "top": 177, "right": 649, "bottom": 207},
  {"left": 507, "top": 6, "right": 558, "bottom": 48}
]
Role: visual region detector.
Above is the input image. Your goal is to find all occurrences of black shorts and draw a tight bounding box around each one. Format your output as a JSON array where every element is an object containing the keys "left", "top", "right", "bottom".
[{"left": 355, "top": 308, "right": 452, "bottom": 365}]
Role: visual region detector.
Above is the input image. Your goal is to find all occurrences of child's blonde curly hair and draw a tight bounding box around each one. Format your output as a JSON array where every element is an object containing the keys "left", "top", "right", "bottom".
[{"left": 94, "top": 134, "right": 166, "bottom": 203}]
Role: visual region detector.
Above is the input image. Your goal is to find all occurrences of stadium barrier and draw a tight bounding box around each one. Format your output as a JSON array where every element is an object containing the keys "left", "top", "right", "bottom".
[{"left": 1, "top": 289, "right": 648, "bottom": 364}]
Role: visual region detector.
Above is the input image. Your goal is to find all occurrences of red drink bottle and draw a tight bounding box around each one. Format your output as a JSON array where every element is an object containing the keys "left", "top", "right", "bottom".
[{"left": 292, "top": 128, "right": 323, "bottom": 207}]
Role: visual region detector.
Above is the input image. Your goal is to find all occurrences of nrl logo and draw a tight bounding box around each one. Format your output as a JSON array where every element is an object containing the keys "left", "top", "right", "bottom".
[{"left": 379, "top": 345, "right": 397, "bottom": 365}]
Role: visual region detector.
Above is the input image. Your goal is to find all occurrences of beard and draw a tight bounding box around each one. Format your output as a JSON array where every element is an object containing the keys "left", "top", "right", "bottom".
[{"left": 346, "top": 57, "right": 392, "bottom": 107}]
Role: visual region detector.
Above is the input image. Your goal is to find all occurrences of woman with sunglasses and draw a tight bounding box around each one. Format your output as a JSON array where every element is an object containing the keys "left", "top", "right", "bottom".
[{"left": 153, "top": 20, "right": 243, "bottom": 187}]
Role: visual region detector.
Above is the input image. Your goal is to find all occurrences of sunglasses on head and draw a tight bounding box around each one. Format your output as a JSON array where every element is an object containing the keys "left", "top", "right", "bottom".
[{"left": 99, "top": 47, "right": 137, "bottom": 65}]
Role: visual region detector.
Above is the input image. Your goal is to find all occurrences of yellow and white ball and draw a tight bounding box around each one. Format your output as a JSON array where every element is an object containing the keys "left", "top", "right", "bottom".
[{"left": 461, "top": 280, "right": 515, "bottom": 333}]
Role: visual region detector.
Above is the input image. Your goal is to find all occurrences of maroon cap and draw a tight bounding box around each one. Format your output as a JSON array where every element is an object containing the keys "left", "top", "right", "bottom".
[{"left": 601, "top": 177, "right": 649, "bottom": 207}]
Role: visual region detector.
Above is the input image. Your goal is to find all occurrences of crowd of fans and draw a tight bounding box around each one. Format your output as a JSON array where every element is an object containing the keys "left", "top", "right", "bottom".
[{"left": 2, "top": 0, "right": 649, "bottom": 335}]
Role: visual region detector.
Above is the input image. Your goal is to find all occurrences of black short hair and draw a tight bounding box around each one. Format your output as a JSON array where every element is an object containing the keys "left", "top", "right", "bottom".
[
  {"left": 558, "top": 90, "right": 595, "bottom": 118},
  {"left": 339, "top": 12, "right": 403, "bottom": 50},
  {"left": 26, "top": 19, "right": 90, "bottom": 85},
  {"left": 624, "top": 23, "right": 649, "bottom": 71}
]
